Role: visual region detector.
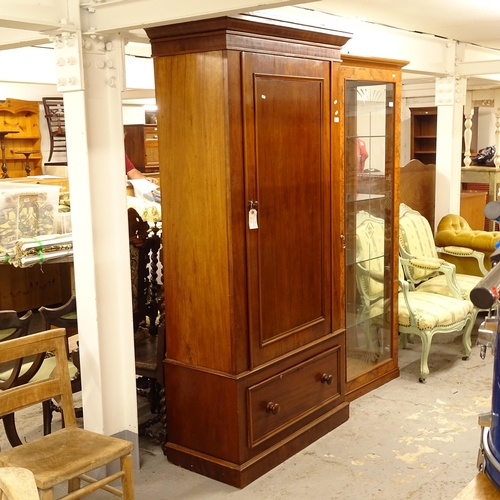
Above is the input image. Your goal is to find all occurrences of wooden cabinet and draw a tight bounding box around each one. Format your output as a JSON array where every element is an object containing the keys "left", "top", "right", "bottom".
[
  {"left": 341, "top": 56, "right": 406, "bottom": 401},
  {"left": 0, "top": 98, "right": 42, "bottom": 178},
  {"left": 410, "top": 106, "right": 437, "bottom": 164},
  {"left": 124, "top": 124, "right": 159, "bottom": 173},
  {"left": 147, "top": 16, "right": 351, "bottom": 488}
]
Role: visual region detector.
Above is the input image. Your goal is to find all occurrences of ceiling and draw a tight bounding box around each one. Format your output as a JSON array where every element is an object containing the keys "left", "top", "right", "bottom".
[{"left": 301, "top": 0, "right": 500, "bottom": 51}]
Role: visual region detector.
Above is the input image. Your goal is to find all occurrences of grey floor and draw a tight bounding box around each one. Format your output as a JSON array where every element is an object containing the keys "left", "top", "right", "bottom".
[{"left": 5, "top": 315, "right": 497, "bottom": 500}]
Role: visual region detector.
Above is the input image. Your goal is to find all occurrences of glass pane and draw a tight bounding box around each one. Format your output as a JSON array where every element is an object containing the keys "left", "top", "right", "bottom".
[{"left": 345, "top": 80, "right": 395, "bottom": 382}]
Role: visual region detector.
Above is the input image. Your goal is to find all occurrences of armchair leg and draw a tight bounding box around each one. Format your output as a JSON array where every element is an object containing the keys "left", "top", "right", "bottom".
[
  {"left": 461, "top": 310, "right": 476, "bottom": 360},
  {"left": 418, "top": 332, "right": 431, "bottom": 383}
]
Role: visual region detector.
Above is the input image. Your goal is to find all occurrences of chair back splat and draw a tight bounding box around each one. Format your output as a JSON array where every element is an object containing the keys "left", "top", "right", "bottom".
[{"left": 0, "top": 329, "right": 135, "bottom": 499}]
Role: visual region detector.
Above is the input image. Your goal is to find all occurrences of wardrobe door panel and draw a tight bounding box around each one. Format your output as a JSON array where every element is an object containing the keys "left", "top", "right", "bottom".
[{"left": 243, "top": 54, "right": 332, "bottom": 367}]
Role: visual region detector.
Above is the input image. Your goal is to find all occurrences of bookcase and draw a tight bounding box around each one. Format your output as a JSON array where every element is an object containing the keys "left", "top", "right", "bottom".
[{"left": 410, "top": 106, "right": 437, "bottom": 165}]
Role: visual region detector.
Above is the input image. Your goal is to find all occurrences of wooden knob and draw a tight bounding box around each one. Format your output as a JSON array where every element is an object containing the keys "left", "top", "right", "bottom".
[
  {"left": 266, "top": 402, "right": 280, "bottom": 415},
  {"left": 321, "top": 373, "right": 333, "bottom": 385}
]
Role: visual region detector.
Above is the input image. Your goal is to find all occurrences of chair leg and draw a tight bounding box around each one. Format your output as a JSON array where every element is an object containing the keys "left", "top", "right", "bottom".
[
  {"left": 121, "top": 454, "right": 135, "bottom": 500},
  {"left": 68, "top": 477, "right": 80, "bottom": 493},
  {"left": 39, "top": 488, "right": 55, "bottom": 500},
  {"left": 2, "top": 414, "right": 22, "bottom": 447},
  {"left": 42, "top": 400, "right": 53, "bottom": 435}
]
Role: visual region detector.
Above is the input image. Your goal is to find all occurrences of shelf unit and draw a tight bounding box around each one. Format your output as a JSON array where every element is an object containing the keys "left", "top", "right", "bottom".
[
  {"left": 410, "top": 106, "right": 437, "bottom": 165},
  {"left": 0, "top": 98, "right": 42, "bottom": 177}
]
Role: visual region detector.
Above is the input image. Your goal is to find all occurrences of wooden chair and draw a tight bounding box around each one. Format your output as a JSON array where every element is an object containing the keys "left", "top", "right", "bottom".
[
  {"left": 38, "top": 295, "right": 81, "bottom": 435},
  {"left": 0, "top": 311, "right": 34, "bottom": 447},
  {"left": 42, "top": 97, "right": 67, "bottom": 163},
  {"left": 0, "top": 328, "right": 135, "bottom": 499},
  {"left": 0, "top": 307, "right": 79, "bottom": 445}
]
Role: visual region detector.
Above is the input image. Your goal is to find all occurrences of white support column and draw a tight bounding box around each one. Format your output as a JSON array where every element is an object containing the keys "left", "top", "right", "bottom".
[
  {"left": 434, "top": 76, "right": 467, "bottom": 230},
  {"left": 54, "top": 30, "right": 139, "bottom": 467}
]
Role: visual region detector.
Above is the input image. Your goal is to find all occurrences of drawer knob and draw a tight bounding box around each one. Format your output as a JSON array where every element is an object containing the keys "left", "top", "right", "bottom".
[
  {"left": 321, "top": 373, "right": 333, "bottom": 385},
  {"left": 266, "top": 402, "right": 280, "bottom": 415}
]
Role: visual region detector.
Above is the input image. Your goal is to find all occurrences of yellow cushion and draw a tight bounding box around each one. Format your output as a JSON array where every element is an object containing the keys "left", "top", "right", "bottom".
[{"left": 398, "top": 292, "right": 473, "bottom": 330}]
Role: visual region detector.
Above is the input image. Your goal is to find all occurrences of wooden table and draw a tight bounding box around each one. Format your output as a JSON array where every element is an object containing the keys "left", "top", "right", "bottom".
[{"left": 453, "top": 473, "right": 500, "bottom": 499}]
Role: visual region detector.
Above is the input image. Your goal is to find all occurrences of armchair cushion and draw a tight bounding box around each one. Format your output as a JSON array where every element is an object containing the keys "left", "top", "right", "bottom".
[
  {"left": 398, "top": 291, "right": 473, "bottom": 330},
  {"left": 435, "top": 214, "right": 500, "bottom": 275},
  {"left": 414, "top": 273, "right": 480, "bottom": 300}
]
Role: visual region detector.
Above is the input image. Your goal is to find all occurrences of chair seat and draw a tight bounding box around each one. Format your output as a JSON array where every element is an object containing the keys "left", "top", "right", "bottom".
[
  {"left": 398, "top": 291, "right": 473, "bottom": 330},
  {"left": 0, "top": 427, "right": 133, "bottom": 490},
  {"left": 415, "top": 273, "right": 480, "bottom": 300},
  {"left": 0, "top": 357, "right": 78, "bottom": 384}
]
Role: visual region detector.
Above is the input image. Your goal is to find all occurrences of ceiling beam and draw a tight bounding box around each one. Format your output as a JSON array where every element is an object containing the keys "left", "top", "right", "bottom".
[
  {"left": 0, "top": 1, "right": 67, "bottom": 31},
  {"left": 79, "top": 0, "right": 314, "bottom": 34},
  {"left": 0, "top": 28, "right": 52, "bottom": 50}
]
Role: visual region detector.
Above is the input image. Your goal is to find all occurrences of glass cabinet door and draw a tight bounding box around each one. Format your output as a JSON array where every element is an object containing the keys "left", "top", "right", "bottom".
[{"left": 343, "top": 75, "right": 398, "bottom": 396}]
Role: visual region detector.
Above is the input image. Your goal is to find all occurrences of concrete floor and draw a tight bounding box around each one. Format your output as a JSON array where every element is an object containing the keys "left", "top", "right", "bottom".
[{"left": 3, "top": 319, "right": 497, "bottom": 499}]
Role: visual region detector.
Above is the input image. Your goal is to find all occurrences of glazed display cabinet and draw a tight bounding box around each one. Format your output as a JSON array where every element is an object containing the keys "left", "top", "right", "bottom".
[{"left": 340, "top": 56, "right": 406, "bottom": 401}]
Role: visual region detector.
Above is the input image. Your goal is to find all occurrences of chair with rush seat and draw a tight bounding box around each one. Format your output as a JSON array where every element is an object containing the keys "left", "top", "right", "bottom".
[{"left": 0, "top": 328, "right": 135, "bottom": 499}]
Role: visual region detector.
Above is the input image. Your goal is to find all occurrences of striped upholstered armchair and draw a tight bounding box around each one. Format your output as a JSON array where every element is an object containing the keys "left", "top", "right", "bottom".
[
  {"left": 399, "top": 203, "right": 483, "bottom": 303},
  {"left": 355, "top": 210, "right": 476, "bottom": 382}
]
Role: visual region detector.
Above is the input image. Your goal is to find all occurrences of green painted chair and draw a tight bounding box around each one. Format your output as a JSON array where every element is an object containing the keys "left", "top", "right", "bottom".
[
  {"left": 356, "top": 210, "right": 475, "bottom": 382},
  {"left": 397, "top": 260, "right": 475, "bottom": 382},
  {"left": 398, "top": 203, "right": 490, "bottom": 333},
  {"left": 399, "top": 203, "right": 484, "bottom": 300}
]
